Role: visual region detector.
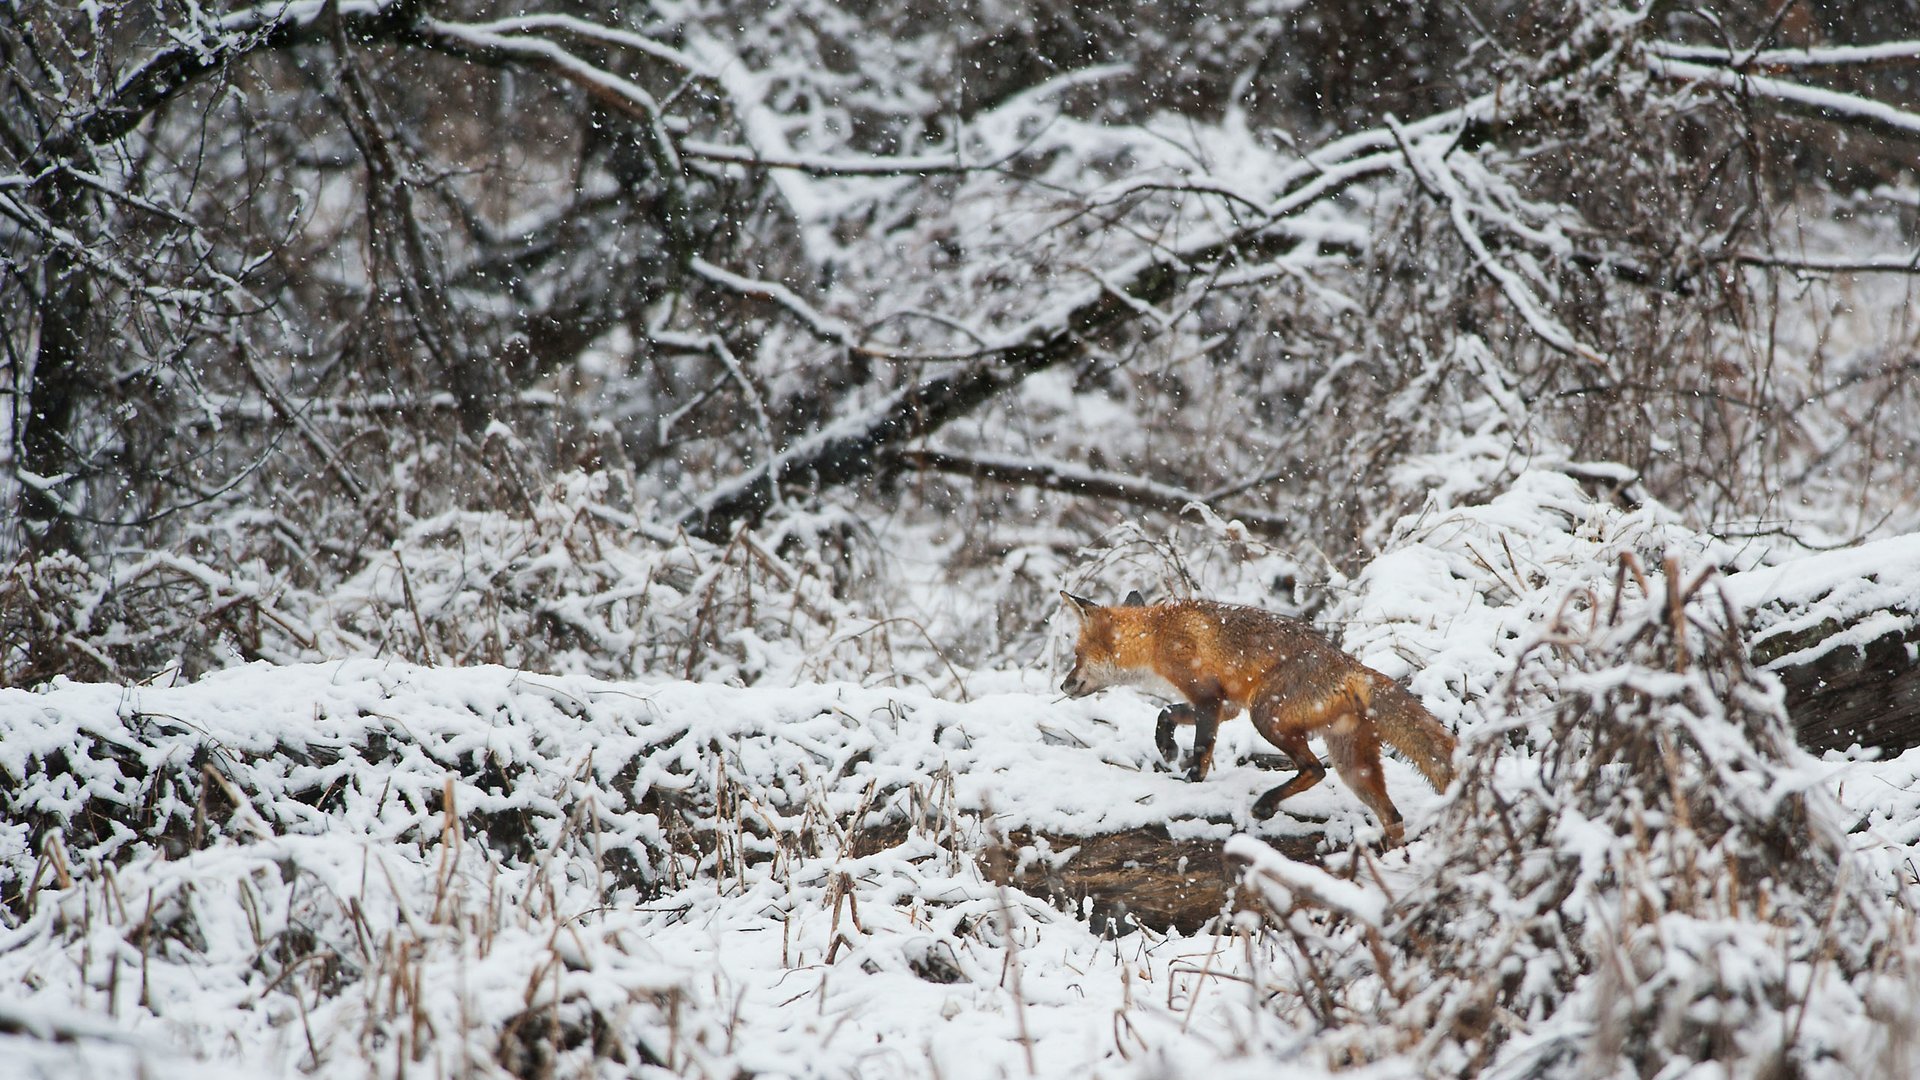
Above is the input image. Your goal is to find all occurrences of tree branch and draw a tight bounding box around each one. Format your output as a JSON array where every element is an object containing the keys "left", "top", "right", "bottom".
[
  {"left": 1727, "top": 250, "right": 1920, "bottom": 275},
  {"left": 680, "top": 267, "right": 1182, "bottom": 538},
  {"left": 675, "top": 84, "right": 1600, "bottom": 537},
  {"left": 1650, "top": 39, "right": 1920, "bottom": 70},
  {"left": 886, "top": 448, "right": 1296, "bottom": 539},
  {"left": 30, "top": 0, "right": 430, "bottom": 172},
  {"left": 678, "top": 140, "right": 973, "bottom": 177},
  {"left": 1648, "top": 54, "right": 1920, "bottom": 147}
]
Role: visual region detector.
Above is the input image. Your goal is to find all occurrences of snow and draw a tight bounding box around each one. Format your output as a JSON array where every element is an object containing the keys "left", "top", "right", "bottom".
[
  {"left": 8, "top": 488, "right": 1920, "bottom": 1078},
  {"left": 1724, "top": 532, "right": 1920, "bottom": 668},
  {"left": 0, "top": 661, "right": 1410, "bottom": 842},
  {"left": 0, "top": 659, "right": 1412, "bottom": 1079},
  {"left": 1650, "top": 56, "right": 1920, "bottom": 139},
  {"left": 1650, "top": 39, "right": 1920, "bottom": 70},
  {"left": 13, "top": 4, "right": 1920, "bottom": 1077},
  {"left": 1224, "top": 835, "right": 1385, "bottom": 927}
]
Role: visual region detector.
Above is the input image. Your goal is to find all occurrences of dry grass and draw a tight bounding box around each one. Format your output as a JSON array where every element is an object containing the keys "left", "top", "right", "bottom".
[{"left": 1224, "top": 553, "right": 1909, "bottom": 1077}]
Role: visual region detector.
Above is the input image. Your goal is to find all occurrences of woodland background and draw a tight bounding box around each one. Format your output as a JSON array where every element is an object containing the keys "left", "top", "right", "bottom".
[
  {"left": 5, "top": 0, "right": 1917, "bottom": 682},
  {"left": 5, "top": 2, "right": 1920, "bottom": 1078}
]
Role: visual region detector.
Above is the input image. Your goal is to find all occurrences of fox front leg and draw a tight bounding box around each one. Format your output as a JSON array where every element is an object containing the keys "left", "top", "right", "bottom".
[
  {"left": 1152, "top": 701, "right": 1218, "bottom": 780},
  {"left": 1153, "top": 703, "right": 1193, "bottom": 766},
  {"left": 1185, "top": 700, "right": 1223, "bottom": 783}
]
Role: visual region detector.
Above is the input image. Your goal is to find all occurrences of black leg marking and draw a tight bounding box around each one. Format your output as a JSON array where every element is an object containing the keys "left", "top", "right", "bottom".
[
  {"left": 1185, "top": 703, "right": 1222, "bottom": 783},
  {"left": 1154, "top": 703, "right": 1192, "bottom": 764},
  {"left": 1250, "top": 739, "right": 1326, "bottom": 819}
]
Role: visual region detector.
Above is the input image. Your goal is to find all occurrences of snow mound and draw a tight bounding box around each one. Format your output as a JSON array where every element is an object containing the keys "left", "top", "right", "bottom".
[{"left": 2, "top": 660, "right": 1445, "bottom": 1079}]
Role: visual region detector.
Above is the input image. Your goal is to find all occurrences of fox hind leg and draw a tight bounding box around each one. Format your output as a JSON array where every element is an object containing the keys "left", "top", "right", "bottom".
[
  {"left": 1324, "top": 717, "right": 1405, "bottom": 845},
  {"left": 1248, "top": 725, "right": 1327, "bottom": 819}
]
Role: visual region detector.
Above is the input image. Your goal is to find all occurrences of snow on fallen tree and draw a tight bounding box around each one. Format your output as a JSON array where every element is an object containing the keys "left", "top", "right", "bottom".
[{"left": 1725, "top": 533, "right": 1920, "bottom": 754}]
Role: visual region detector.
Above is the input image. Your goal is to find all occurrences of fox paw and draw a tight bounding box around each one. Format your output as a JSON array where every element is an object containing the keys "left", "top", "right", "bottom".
[{"left": 1251, "top": 789, "right": 1284, "bottom": 819}]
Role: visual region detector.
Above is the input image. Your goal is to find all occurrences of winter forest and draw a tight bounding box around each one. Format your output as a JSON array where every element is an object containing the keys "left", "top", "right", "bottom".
[{"left": 5, "top": 0, "right": 1920, "bottom": 1076}]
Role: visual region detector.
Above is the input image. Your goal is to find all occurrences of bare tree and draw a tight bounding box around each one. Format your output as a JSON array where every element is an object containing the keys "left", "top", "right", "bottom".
[{"left": 3, "top": 0, "right": 1919, "bottom": 678}]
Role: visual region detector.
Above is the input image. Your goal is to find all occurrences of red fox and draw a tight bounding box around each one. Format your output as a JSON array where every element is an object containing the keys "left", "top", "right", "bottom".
[{"left": 1060, "top": 591, "right": 1455, "bottom": 843}]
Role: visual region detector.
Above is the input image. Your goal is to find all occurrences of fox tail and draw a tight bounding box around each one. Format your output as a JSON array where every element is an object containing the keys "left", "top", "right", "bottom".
[{"left": 1369, "top": 674, "right": 1457, "bottom": 792}]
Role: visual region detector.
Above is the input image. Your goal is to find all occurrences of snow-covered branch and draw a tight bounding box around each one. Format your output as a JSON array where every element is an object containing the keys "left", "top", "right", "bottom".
[
  {"left": 688, "top": 257, "right": 893, "bottom": 356},
  {"left": 678, "top": 139, "right": 971, "bottom": 177},
  {"left": 887, "top": 447, "right": 1298, "bottom": 539},
  {"left": 452, "top": 12, "right": 715, "bottom": 75},
  {"left": 1400, "top": 131, "right": 1610, "bottom": 367},
  {"left": 1650, "top": 39, "right": 1920, "bottom": 70},
  {"left": 1729, "top": 250, "right": 1920, "bottom": 275},
  {"left": 421, "top": 17, "right": 694, "bottom": 255},
  {"left": 678, "top": 72, "right": 1629, "bottom": 534},
  {"left": 32, "top": 0, "right": 425, "bottom": 170},
  {"left": 1649, "top": 54, "right": 1920, "bottom": 145}
]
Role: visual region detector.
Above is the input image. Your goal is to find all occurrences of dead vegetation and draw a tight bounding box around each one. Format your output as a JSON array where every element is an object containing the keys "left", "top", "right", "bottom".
[
  {"left": 1224, "top": 555, "right": 1911, "bottom": 1076},
  {"left": 5, "top": 548, "right": 1920, "bottom": 1076}
]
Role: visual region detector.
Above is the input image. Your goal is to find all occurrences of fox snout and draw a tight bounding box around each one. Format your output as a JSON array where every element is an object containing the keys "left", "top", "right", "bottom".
[{"left": 1060, "top": 659, "right": 1112, "bottom": 697}]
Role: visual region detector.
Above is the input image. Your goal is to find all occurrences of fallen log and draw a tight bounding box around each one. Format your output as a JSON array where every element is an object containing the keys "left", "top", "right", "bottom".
[
  {"left": 1726, "top": 535, "right": 1920, "bottom": 754},
  {"left": 1753, "top": 616, "right": 1920, "bottom": 754},
  {"left": 853, "top": 819, "right": 1318, "bottom": 934},
  {"left": 986, "top": 826, "right": 1322, "bottom": 935}
]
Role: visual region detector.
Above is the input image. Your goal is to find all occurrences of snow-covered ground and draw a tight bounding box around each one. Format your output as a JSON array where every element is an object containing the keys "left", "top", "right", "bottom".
[
  {"left": 0, "top": 660, "right": 1432, "bottom": 1079},
  {"left": 7, "top": 458, "right": 1919, "bottom": 1079},
  {"left": 5, "top": 620, "right": 1919, "bottom": 1078}
]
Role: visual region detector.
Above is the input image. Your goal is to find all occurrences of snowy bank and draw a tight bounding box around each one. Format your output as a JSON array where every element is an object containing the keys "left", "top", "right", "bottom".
[{"left": 2, "top": 660, "right": 1449, "bottom": 1080}]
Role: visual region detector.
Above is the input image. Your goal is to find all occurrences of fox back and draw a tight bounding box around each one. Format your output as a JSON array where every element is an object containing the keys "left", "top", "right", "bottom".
[{"left": 1061, "top": 597, "right": 1359, "bottom": 715}]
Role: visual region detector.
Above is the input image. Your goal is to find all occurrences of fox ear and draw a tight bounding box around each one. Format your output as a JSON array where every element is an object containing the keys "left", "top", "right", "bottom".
[
  {"left": 1122, "top": 589, "right": 1146, "bottom": 607},
  {"left": 1060, "top": 591, "right": 1097, "bottom": 618}
]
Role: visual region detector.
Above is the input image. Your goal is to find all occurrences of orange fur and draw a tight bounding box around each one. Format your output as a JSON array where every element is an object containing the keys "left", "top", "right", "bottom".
[{"left": 1061, "top": 593, "right": 1455, "bottom": 844}]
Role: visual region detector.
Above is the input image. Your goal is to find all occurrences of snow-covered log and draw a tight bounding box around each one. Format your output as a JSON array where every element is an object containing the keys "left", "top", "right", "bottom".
[{"left": 1728, "top": 534, "right": 1920, "bottom": 753}]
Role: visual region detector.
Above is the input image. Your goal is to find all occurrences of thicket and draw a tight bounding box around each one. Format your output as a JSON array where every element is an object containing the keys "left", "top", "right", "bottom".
[{"left": 5, "top": 0, "right": 1918, "bottom": 683}]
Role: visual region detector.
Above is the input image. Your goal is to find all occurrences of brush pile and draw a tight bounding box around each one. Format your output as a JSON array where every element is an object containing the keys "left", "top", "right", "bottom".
[{"left": 1237, "top": 555, "right": 1918, "bottom": 1077}]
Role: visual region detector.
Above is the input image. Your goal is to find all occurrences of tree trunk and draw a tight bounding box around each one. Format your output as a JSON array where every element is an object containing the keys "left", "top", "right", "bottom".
[{"left": 16, "top": 183, "right": 89, "bottom": 554}]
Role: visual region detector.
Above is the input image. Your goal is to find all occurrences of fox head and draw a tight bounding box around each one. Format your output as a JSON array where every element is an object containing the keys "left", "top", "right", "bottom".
[{"left": 1058, "top": 589, "right": 1145, "bottom": 697}]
